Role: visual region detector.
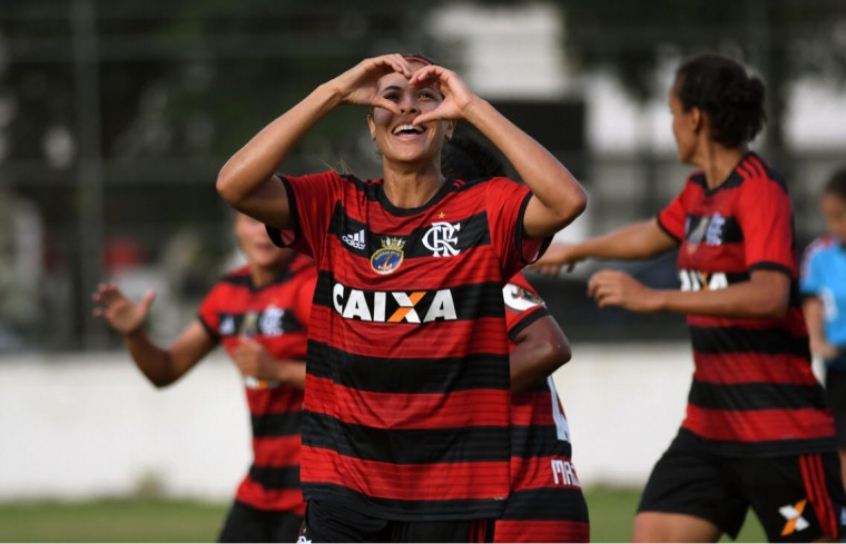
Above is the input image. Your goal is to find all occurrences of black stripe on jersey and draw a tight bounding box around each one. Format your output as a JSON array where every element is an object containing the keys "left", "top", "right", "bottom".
[
  {"left": 510, "top": 425, "right": 573, "bottom": 458},
  {"left": 306, "top": 340, "right": 509, "bottom": 393},
  {"left": 500, "top": 488, "right": 588, "bottom": 521},
  {"left": 313, "top": 271, "right": 506, "bottom": 321},
  {"left": 678, "top": 428, "right": 836, "bottom": 457},
  {"left": 748, "top": 261, "right": 793, "bottom": 278},
  {"left": 215, "top": 310, "right": 304, "bottom": 337},
  {"left": 248, "top": 465, "right": 300, "bottom": 490},
  {"left": 251, "top": 412, "right": 303, "bottom": 438},
  {"left": 221, "top": 269, "right": 296, "bottom": 291},
  {"left": 328, "top": 204, "right": 492, "bottom": 259},
  {"left": 516, "top": 192, "right": 552, "bottom": 265},
  {"left": 690, "top": 171, "right": 745, "bottom": 194},
  {"left": 303, "top": 483, "right": 505, "bottom": 521},
  {"left": 303, "top": 412, "right": 510, "bottom": 464},
  {"left": 689, "top": 326, "right": 811, "bottom": 357},
  {"left": 683, "top": 214, "right": 744, "bottom": 244},
  {"left": 273, "top": 175, "right": 302, "bottom": 247},
  {"left": 747, "top": 153, "right": 789, "bottom": 193},
  {"left": 688, "top": 381, "right": 829, "bottom": 411},
  {"left": 507, "top": 308, "right": 550, "bottom": 343}
]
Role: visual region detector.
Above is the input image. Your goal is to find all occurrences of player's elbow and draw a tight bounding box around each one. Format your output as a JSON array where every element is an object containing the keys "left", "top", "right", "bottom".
[
  {"left": 540, "top": 338, "right": 572, "bottom": 370},
  {"left": 557, "top": 188, "right": 588, "bottom": 229},
  {"left": 216, "top": 168, "right": 241, "bottom": 206},
  {"left": 759, "top": 295, "right": 789, "bottom": 319}
]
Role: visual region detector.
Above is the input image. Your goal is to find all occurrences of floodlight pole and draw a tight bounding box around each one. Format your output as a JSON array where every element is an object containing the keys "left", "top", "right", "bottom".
[{"left": 71, "top": 0, "right": 107, "bottom": 349}]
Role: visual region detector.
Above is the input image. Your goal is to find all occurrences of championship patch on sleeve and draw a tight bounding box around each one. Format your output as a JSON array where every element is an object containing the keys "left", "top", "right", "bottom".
[{"left": 502, "top": 283, "right": 545, "bottom": 312}]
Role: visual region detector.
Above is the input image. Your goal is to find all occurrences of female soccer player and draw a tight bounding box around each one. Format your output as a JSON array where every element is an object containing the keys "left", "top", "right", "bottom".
[
  {"left": 443, "top": 136, "right": 591, "bottom": 542},
  {"left": 92, "top": 213, "right": 316, "bottom": 542},
  {"left": 801, "top": 167, "right": 846, "bottom": 491},
  {"left": 534, "top": 54, "right": 846, "bottom": 542},
  {"left": 217, "top": 54, "right": 587, "bottom": 542}
]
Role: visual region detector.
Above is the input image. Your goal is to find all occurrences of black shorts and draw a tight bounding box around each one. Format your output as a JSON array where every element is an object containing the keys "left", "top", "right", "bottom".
[
  {"left": 825, "top": 367, "right": 846, "bottom": 447},
  {"left": 638, "top": 430, "right": 846, "bottom": 542},
  {"left": 299, "top": 500, "right": 495, "bottom": 543},
  {"left": 217, "top": 500, "right": 303, "bottom": 543}
]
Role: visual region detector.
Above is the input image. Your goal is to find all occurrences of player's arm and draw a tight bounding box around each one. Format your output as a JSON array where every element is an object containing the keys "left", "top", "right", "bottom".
[
  {"left": 533, "top": 219, "right": 678, "bottom": 275},
  {"left": 510, "top": 315, "right": 571, "bottom": 394},
  {"left": 803, "top": 296, "right": 840, "bottom": 359},
  {"left": 231, "top": 337, "right": 306, "bottom": 390},
  {"left": 587, "top": 268, "right": 790, "bottom": 319},
  {"left": 217, "top": 55, "right": 410, "bottom": 229},
  {"left": 409, "top": 65, "right": 587, "bottom": 239},
  {"left": 93, "top": 283, "right": 216, "bottom": 388}
]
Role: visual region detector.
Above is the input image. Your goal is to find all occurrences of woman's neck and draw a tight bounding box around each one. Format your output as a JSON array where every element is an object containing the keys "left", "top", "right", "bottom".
[
  {"left": 249, "top": 259, "right": 290, "bottom": 288},
  {"left": 695, "top": 143, "right": 747, "bottom": 191},
  {"left": 381, "top": 161, "right": 445, "bottom": 209}
]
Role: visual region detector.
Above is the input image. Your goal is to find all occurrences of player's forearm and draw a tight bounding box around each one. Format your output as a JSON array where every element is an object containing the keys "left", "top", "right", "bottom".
[
  {"left": 654, "top": 280, "right": 788, "bottom": 319},
  {"left": 123, "top": 331, "right": 181, "bottom": 388},
  {"left": 576, "top": 220, "right": 673, "bottom": 261},
  {"left": 803, "top": 298, "right": 829, "bottom": 347},
  {"left": 273, "top": 361, "right": 306, "bottom": 390},
  {"left": 510, "top": 339, "right": 571, "bottom": 394},
  {"left": 462, "top": 98, "right": 587, "bottom": 236},
  {"left": 217, "top": 83, "right": 341, "bottom": 207}
]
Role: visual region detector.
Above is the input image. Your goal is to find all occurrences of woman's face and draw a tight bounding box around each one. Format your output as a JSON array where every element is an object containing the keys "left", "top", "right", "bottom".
[
  {"left": 368, "top": 61, "right": 454, "bottom": 165},
  {"left": 821, "top": 191, "right": 846, "bottom": 244},
  {"left": 669, "top": 78, "right": 698, "bottom": 165},
  {"left": 234, "top": 213, "right": 292, "bottom": 270}
]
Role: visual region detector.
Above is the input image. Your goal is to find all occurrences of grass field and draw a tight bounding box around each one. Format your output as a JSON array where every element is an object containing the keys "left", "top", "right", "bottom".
[{"left": 0, "top": 488, "right": 766, "bottom": 542}]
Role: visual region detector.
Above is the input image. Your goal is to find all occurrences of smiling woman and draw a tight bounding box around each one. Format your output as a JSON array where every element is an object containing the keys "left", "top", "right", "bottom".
[{"left": 216, "top": 53, "right": 587, "bottom": 542}]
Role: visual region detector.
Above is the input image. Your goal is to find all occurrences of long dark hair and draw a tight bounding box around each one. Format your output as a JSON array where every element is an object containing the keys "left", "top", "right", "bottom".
[
  {"left": 441, "top": 136, "right": 506, "bottom": 180},
  {"left": 675, "top": 54, "right": 766, "bottom": 148}
]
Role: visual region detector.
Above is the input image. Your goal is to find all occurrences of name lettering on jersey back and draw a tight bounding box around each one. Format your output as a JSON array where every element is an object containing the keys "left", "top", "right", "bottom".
[
  {"left": 422, "top": 221, "right": 461, "bottom": 257},
  {"left": 679, "top": 270, "right": 729, "bottom": 292},
  {"left": 332, "top": 283, "right": 457, "bottom": 323},
  {"left": 551, "top": 459, "right": 581, "bottom": 487}
]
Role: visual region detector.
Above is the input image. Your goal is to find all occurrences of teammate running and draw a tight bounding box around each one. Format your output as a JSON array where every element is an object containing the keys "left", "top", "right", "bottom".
[
  {"left": 93, "top": 213, "right": 316, "bottom": 542},
  {"left": 534, "top": 53, "right": 846, "bottom": 543}
]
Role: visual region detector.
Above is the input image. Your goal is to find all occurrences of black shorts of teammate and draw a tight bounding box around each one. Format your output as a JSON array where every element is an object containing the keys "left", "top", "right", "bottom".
[
  {"left": 638, "top": 429, "right": 846, "bottom": 542},
  {"left": 825, "top": 366, "right": 846, "bottom": 447},
  {"left": 217, "top": 500, "right": 303, "bottom": 543},
  {"left": 299, "top": 500, "right": 495, "bottom": 543}
]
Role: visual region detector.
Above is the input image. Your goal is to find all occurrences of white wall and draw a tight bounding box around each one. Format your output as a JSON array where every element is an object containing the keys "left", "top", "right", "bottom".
[{"left": 0, "top": 344, "right": 702, "bottom": 502}]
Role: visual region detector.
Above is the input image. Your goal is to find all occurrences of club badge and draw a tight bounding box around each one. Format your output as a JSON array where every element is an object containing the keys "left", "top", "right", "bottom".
[{"left": 371, "top": 237, "right": 405, "bottom": 275}]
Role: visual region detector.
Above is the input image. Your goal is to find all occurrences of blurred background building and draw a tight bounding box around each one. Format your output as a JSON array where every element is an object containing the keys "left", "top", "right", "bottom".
[{"left": 2, "top": 0, "right": 846, "bottom": 518}]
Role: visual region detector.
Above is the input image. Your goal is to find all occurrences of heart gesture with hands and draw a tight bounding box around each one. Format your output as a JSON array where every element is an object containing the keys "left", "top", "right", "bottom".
[
  {"left": 329, "top": 54, "right": 413, "bottom": 114},
  {"left": 408, "top": 65, "right": 479, "bottom": 126}
]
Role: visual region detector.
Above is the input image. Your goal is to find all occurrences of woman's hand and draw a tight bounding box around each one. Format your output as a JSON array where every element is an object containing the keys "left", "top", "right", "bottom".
[
  {"left": 587, "top": 270, "right": 663, "bottom": 313},
  {"left": 409, "top": 65, "right": 479, "bottom": 125},
  {"left": 328, "top": 54, "right": 412, "bottom": 114},
  {"left": 92, "top": 283, "right": 155, "bottom": 335}
]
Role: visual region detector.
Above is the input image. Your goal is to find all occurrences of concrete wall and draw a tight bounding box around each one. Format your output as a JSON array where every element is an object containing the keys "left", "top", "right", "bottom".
[{"left": 0, "top": 344, "right": 721, "bottom": 501}]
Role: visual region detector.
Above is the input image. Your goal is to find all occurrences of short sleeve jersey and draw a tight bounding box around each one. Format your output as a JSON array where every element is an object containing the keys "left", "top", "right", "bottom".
[
  {"left": 197, "top": 255, "right": 317, "bottom": 513},
  {"left": 656, "top": 152, "right": 835, "bottom": 456},
  {"left": 801, "top": 235, "right": 846, "bottom": 366},
  {"left": 494, "top": 272, "right": 589, "bottom": 544},
  {"left": 267, "top": 171, "right": 548, "bottom": 521}
]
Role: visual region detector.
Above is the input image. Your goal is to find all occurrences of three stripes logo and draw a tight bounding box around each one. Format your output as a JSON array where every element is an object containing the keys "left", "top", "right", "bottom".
[
  {"left": 342, "top": 229, "right": 366, "bottom": 250},
  {"left": 780, "top": 499, "right": 809, "bottom": 536}
]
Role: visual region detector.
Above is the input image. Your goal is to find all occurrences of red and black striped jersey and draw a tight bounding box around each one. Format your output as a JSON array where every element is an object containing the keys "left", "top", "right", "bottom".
[
  {"left": 267, "top": 171, "right": 547, "bottom": 521},
  {"left": 495, "top": 272, "right": 589, "bottom": 543},
  {"left": 197, "top": 255, "right": 317, "bottom": 513},
  {"left": 657, "top": 151, "right": 835, "bottom": 456}
]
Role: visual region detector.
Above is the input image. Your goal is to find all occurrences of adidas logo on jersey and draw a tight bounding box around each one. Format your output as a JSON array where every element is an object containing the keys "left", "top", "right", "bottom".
[{"left": 342, "top": 229, "right": 366, "bottom": 250}]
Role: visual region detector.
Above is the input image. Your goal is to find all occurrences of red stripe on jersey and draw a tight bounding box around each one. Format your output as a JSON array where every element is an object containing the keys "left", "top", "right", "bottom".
[
  {"left": 306, "top": 375, "right": 510, "bottom": 429},
  {"left": 494, "top": 520, "right": 590, "bottom": 544},
  {"left": 803, "top": 454, "right": 838, "bottom": 538},
  {"left": 510, "top": 392, "right": 556, "bottom": 427},
  {"left": 308, "top": 307, "right": 510, "bottom": 358},
  {"left": 301, "top": 446, "right": 509, "bottom": 501},
  {"left": 252, "top": 436, "right": 301, "bottom": 466},
  {"left": 509, "top": 455, "right": 580, "bottom": 491},
  {"left": 692, "top": 352, "right": 820, "bottom": 385},
  {"left": 684, "top": 405, "right": 834, "bottom": 442},
  {"left": 236, "top": 478, "right": 305, "bottom": 514}
]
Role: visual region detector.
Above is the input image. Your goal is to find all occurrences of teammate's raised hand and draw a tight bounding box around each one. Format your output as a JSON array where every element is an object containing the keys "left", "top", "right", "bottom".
[{"left": 92, "top": 283, "right": 155, "bottom": 335}]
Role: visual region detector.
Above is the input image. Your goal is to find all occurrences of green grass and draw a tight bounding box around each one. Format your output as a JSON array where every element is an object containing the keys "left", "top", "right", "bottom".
[{"left": 0, "top": 489, "right": 767, "bottom": 542}]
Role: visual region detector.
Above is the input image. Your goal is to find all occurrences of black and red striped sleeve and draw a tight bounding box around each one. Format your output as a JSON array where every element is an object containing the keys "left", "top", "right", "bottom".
[{"left": 485, "top": 177, "right": 547, "bottom": 278}]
